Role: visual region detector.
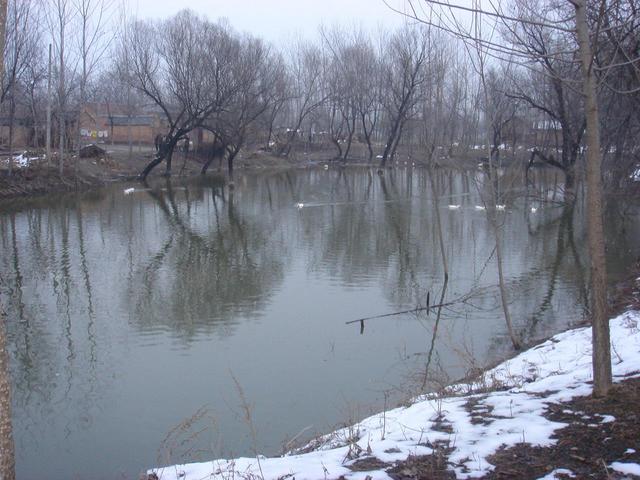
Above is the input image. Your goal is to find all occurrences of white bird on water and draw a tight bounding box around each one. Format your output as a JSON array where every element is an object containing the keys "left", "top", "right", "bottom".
[
  {"left": 531, "top": 206, "right": 538, "bottom": 213},
  {"left": 124, "top": 188, "right": 135, "bottom": 195},
  {"left": 448, "top": 204, "right": 461, "bottom": 210}
]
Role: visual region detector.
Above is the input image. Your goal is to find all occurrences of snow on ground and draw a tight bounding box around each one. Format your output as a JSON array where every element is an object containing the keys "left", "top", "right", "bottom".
[
  {"left": 150, "top": 312, "right": 640, "bottom": 480},
  {"left": 610, "top": 461, "right": 640, "bottom": 476},
  {"left": 10, "top": 152, "right": 41, "bottom": 168},
  {"left": 536, "top": 468, "right": 576, "bottom": 479}
]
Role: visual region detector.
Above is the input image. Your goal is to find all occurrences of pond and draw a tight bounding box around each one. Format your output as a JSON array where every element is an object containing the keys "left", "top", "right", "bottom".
[{"left": 1, "top": 166, "right": 639, "bottom": 479}]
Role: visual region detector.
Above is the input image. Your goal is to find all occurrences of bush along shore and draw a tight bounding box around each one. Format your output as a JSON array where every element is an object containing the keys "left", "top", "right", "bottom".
[{"left": 148, "top": 307, "right": 640, "bottom": 480}]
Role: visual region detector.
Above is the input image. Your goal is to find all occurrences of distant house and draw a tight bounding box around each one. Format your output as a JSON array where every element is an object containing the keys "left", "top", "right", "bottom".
[
  {"left": 80, "top": 103, "right": 166, "bottom": 145},
  {"left": 528, "top": 118, "right": 563, "bottom": 147},
  {"left": 0, "top": 115, "right": 32, "bottom": 148}
]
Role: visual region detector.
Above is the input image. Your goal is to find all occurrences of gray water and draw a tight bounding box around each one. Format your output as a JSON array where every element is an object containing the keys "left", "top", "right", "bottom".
[{"left": 1, "top": 167, "right": 639, "bottom": 479}]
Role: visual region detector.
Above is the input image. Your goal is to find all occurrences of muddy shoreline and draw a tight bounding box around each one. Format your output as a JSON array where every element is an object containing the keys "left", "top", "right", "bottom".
[{"left": 0, "top": 143, "right": 499, "bottom": 201}]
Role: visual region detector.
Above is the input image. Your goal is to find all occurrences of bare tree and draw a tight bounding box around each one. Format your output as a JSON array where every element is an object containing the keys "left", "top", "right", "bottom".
[
  {"left": 278, "top": 40, "right": 327, "bottom": 157},
  {"left": 378, "top": 26, "right": 429, "bottom": 169},
  {"left": 201, "top": 36, "right": 282, "bottom": 180},
  {"left": 258, "top": 53, "right": 289, "bottom": 151},
  {"left": 399, "top": 0, "right": 626, "bottom": 395},
  {"left": 73, "top": 0, "right": 114, "bottom": 174},
  {"left": 0, "top": 0, "right": 16, "bottom": 477},
  {"left": 124, "top": 11, "right": 243, "bottom": 179},
  {"left": 2, "top": 0, "right": 38, "bottom": 174},
  {"left": 502, "top": 0, "right": 585, "bottom": 188},
  {"left": 47, "top": 0, "right": 77, "bottom": 176},
  {"left": 575, "top": 0, "right": 611, "bottom": 397},
  {"left": 320, "top": 26, "right": 381, "bottom": 162}
]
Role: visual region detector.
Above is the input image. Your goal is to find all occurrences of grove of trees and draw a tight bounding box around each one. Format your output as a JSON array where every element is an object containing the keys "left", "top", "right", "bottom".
[{"left": 0, "top": 0, "right": 636, "bottom": 188}]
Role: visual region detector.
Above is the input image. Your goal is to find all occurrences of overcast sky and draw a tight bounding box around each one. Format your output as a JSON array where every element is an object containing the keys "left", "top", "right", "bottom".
[{"left": 128, "top": 0, "right": 410, "bottom": 44}]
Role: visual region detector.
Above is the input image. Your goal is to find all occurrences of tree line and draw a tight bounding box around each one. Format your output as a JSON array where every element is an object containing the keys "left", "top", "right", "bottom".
[{"left": 0, "top": 0, "right": 638, "bottom": 184}]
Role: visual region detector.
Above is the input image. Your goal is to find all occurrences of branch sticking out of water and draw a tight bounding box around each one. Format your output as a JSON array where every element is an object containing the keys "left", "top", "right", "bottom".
[{"left": 345, "top": 294, "right": 468, "bottom": 326}]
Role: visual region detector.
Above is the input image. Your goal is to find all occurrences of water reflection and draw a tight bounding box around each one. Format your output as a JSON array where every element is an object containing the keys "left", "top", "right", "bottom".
[
  {"left": 131, "top": 179, "right": 288, "bottom": 338},
  {"left": 0, "top": 167, "right": 638, "bottom": 479}
]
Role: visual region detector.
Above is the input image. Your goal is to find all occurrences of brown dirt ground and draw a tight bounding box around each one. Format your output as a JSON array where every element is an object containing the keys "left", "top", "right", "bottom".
[
  {"left": 0, "top": 145, "right": 303, "bottom": 199},
  {"left": 337, "top": 376, "right": 640, "bottom": 480},
  {"left": 485, "top": 376, "right": 640, "bottom": 479}
]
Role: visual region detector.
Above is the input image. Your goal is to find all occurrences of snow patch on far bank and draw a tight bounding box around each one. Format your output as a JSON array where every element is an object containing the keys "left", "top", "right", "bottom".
[{"left": 150, "top": 312, "right": 640, "bottom": 480}]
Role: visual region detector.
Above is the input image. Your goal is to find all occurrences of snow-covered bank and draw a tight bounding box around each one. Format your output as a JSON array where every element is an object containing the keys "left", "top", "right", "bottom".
[{"left": 150, "top": 312, "right": 640, "bottom": 480}]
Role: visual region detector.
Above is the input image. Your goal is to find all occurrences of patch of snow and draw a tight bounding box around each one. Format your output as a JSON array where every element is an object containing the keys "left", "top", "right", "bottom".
[
  {"left": 10, "top": 151, "right": 41, "bottom": 168},
  {"left": 599, "top": 414, "right": 615, "bottom": 423},
  {"left": 149, "top": 311, "right": 640, "bottom": 480},
  {"left": 124, "top": 188, "right": 135, "bottom": 195},
  {"left": 537, "top": 468, "right": 576, "bottom": 479},
  {"left": 610, "top": 462, "right": 640, "bottom": 476},
  {"left": 630, "top": 168, "right": 640, "bottom": 182},
  {"left": 625, "top": 448, "right": 637, "bottom": 454}
]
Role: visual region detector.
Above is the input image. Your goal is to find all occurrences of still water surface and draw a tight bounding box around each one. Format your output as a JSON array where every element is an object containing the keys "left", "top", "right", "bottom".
[{"left": 1, "top": 167, "right": 639, "bottom": 479}]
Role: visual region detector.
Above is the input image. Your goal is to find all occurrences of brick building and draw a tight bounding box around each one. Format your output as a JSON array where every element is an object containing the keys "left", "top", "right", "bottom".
[{"left": 80, "top": 103, "right": 166, "bottom": 145}]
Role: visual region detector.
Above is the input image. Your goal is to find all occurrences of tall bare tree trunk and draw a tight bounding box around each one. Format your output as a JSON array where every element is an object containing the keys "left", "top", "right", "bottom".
[
  {"left": 58, "top": 17, "right": 66, "bottom": 177},
  {"left": 7, "top": 95, "right": 14, "bottom": 176},
  {"left": 46, "top": 44, "right": 52, "bottom": 170},
  {"left": 0, "top": 310, "right": 15, "bottom": 480},
  {"left": 0, "top": 0, "right": 16, "bottom": 476},
  {"left": 575, "top": 0, "right": 611, "bottom": 397}
]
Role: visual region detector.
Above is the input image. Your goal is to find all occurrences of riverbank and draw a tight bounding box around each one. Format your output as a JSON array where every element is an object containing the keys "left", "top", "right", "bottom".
[
  {"left": 148, "top": 306, "right": 640, "bottom": 480},
  {"left": 0, "top": 143, "right": 506, "bottom": 200},
  {"left": 0, "top": 145, "right": 303, "bottom": 200}
]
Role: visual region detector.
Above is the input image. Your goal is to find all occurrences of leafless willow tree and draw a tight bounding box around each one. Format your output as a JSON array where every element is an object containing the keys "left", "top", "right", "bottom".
[
  {"left": 124, "top": 11, "right": 242, "bottom": 179},
  {"left": 379, "top": 26, "right": 429, "bottom": 169},
  {"left": 201, "top": 37, "right": 285, "bottom": 179},
  {"left": 318, "top": 27, "right": 382, "bottom": 161},
  {"left": 278, "top": 40, "right": 327, "bottom": 157}
]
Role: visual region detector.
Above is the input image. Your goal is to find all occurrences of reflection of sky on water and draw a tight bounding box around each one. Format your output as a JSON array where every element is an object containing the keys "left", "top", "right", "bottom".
[{"left": 1, "top": 168, "right": 639, "bottom": 479}]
